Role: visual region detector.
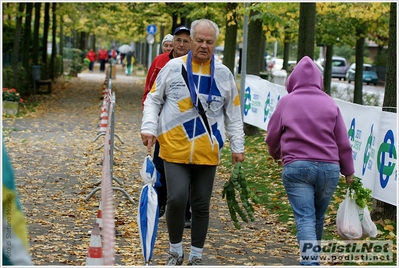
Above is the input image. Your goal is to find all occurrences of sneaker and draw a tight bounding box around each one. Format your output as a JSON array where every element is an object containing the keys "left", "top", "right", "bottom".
[
  {"left": 188, "top": 256, "right": 203, "bottom": 266},
  {"left": 165, "top": 251, "right": 183, "bottom": 266},
  {"left": 184, "top": 219, "right": 191, "bottom": 229},
  {"left": 159, "top": 205, "right": 166, "bottom": 218}
]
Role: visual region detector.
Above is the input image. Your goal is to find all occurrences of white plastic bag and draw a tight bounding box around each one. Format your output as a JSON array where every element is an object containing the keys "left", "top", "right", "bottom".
[
  {"left": 360, "top": 206, "right": 378, "bottom": 238},
  {"left": 336, "top": 189, "right": 363, "bottom": 240}
]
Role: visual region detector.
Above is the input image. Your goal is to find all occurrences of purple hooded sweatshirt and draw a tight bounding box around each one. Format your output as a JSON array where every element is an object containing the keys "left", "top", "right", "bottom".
[{"left": 265, "top": 56, "right": 354, "bottom": 176}]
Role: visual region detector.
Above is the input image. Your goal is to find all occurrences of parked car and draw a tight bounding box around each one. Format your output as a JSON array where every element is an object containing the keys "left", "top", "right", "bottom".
[
  {"left": 287, "top": 60, "right": 297, "bottom": 68},
  {"left": 314, "top": 61, "right": 324, "bottom": 75},
  {"left": 331, "top": 56, "right": 349, "bottom": 81},
  {"left": 346, "top": 63, "right": 379, "bottom": 86}
]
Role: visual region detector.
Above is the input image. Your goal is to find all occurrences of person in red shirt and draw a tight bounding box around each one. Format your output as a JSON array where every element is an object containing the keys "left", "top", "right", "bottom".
[
  {"left": 142, "top": 26, "right": 192, "bottom": 226},
  {"left": 109, "top": 48, "right": 117, "bottom": 64},
  {"left": 142, "top": 26, "right": 191, "bottom": 107},
  {"left": 98, "top": 47, "right": 108, "bottom": 72},
  {"left": 86, "top": 48, "right": 96, "bottom": 71}
]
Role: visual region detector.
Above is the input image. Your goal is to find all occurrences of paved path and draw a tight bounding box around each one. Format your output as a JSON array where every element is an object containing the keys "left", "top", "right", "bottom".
[{"left": 3, "top": 63, "right": 299, "bottom": 266}]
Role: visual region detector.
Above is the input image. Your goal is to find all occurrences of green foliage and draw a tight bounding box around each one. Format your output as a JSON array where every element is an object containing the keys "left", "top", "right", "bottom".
[
  {"left": 62, "top": 47, "right": 83, "bottom": 60},
  {"left": 222, "top": 162, "right": 259, "bottom": 229},
  {"left": 2, "top": 66, "right": 29, "bottom": 96},
  {"left": 349, "top": 177, "right": 372, "bottom": 208},
  {"left": 54, "top": 55, "right": 64, "bottom": 77},
  {"left": 2, "top": 55, "right": 62, "bottom": 96},
  {"left": 63, "top": 48, "right": 84, "bottom": 72},
  {"left": 374, "top": 49, "right": 388, "bottom": 66},
  {"left": 2, "top": 23, "right": 18, "bottom": 54},
  {"left": 2, "top": 88, "right": 22, "bottom": 102},
  {"left": 2, "top": 68, "right": 15, "bottom": 89},
  {"left": 334, "top": 45, "right": 355, "bottom": 61}
]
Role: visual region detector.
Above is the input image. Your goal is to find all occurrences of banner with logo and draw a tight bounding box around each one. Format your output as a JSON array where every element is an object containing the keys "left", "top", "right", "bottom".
[
  {"left": 243, "top": 75, "right": 397, "bottom": 206},
  {"left": 369, "top": 111, "right": 397, "bottom": 205}
]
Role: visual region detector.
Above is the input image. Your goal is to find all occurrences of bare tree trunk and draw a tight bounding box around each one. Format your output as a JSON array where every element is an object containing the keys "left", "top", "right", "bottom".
[
  {"left": 50, "top": 3, "right": 57, "bottom": 80},
  {"left": 223, "top": 2, "right": 238, "bottom": 74},
  {"left": 245, "top": 6, "right": 263, "bottom": 136},
  {"left": 370, "top": 2, "right": 397, "bottom": 222},
  {"left": 382, "top": 2, "right": 397, "bottom": 113},
  {"left": 12, "top": 3, "right": 25, "bottom": 89},
  {"left": 79, "top": 32, "right": 88, "bottom": 52},
  {"left": 23, "top": 3, "right": 33, "bottom": 95},
  {"left": 23, "top": 4, "right": 33, "bottom": 71},
  {"left": 282, "top": 30, "right": 290, "bottom": 70},
  {"left": 353, "top": 23, "right": 366, "bottom": 105},
  {"left": 42, "top": 3, "right": 50, "bottom": 78},
  {"left": 246, "top": 8, "right": 263, "bottom": 75},
  {"left": 59, "top": 23, "right": 64, "bottom": 75},
  {"left": 297, "top": 3, "right": 316, "bottom": 61},
  {"left": 32, "top": 3, "right": 41, "bottom": 66},
  {"left": 323, "top": 45, "right": 334, "bottom": 95}
]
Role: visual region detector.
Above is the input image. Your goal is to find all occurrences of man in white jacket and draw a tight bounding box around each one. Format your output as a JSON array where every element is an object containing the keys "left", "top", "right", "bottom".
[{"left": 141, "top": 19, "right": 245, "bottom": 266}]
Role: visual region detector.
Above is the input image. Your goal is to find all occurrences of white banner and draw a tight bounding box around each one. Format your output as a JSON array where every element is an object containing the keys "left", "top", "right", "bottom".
[
  {"left": 243, "top": 75, "right": 397, "bottom": 206},
  {"left": 243, "top": 75, "right": 287, "bottom": 131},
  {"left": 371, "top": 111, "right": 397, "bottom": 205}
]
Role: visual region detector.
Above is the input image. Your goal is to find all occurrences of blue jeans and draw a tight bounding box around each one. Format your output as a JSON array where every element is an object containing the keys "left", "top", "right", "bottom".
[{"left": 282, "top": 161, "right": 340, "bottom": 265}]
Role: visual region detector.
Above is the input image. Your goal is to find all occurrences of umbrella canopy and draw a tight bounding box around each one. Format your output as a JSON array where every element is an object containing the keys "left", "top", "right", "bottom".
[
  {"left": 138, "top": 155, "right": 160, "bottom": 265},
  {"left": 118, "top": 44, "right": 133, "bottom": 54}
]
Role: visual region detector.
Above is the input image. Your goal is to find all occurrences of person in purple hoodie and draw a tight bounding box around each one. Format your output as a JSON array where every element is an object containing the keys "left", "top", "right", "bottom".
[{"left": 265, "top": 56, "right": 354, "bottom": 265}]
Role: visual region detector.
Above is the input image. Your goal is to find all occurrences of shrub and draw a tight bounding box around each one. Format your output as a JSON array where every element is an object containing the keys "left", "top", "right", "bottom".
[
  {"left": 2, "top": 66, "right": 29, "bottom": 96},
  {"left": 2, "top": 88, "right": 23, "bottom": 103},
  {"left": 63, "top": 47, "right": 85, "bottom": 73}
]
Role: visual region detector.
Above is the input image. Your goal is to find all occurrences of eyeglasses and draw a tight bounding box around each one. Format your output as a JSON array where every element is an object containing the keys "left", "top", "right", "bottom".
[{"left": 174, "top": 38, "right": 191, "bottom": 45}]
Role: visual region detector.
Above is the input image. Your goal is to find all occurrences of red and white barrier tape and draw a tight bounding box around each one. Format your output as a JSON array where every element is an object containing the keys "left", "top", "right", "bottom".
[{"left": 100, "top": 97, "right": 115, "bottom": 266}]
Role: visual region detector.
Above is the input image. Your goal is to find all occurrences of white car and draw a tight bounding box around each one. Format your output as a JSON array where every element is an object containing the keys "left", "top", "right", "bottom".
[{"left": 267, "top": 58, "right": 284, "bottom": 71}]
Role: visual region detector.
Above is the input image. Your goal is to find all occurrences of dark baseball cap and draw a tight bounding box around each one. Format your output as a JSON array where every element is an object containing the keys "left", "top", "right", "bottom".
[{"left": 173, "top": 26, "right": 190, "bottom": 35}]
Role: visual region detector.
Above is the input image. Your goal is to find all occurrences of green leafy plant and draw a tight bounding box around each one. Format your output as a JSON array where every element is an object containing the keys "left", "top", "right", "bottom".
[
  {"left": 349, "top": 177, "right": 372, "bottom": 208},
  {"left": 222, "top": 162, "right": 259, "bottom": 229},
  {"left": 70, "top": 59, "right": 84, "bottom": 73},
  {"left": 2, "top": 88, "right": 23, "bottom": 103}
]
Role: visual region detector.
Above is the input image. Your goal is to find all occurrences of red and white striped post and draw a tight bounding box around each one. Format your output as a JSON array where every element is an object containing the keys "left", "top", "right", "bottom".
[{"left": 86, "top": 223, "right": 103, "bottom": 266}]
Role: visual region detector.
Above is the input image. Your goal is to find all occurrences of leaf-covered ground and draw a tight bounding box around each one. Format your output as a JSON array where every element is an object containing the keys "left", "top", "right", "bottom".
[{"left": 3, "top": 65, "right": 300, "bottom": 266}]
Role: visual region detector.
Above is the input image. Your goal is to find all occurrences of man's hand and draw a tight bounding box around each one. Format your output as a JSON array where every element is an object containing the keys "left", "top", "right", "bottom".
[
  {"left": 141, "top": 133, "right": 156, "bottom": 153},
  {"left": 232, "top": 153, "right": 244, "bottom": 165}
]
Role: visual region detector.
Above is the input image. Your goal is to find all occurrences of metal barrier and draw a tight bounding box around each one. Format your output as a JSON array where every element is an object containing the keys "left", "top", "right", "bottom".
[
  {"left": 93, "top": 64, "right": 123, "bottom": 150},
  {"left": 86, "top": 73, "right": 134, "bottom": 204}
]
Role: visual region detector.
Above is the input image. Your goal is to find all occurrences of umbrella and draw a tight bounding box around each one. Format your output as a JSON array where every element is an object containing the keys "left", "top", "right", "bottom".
[
  {"left": 138, "top": 155, "right": 160, "bottom": 265},
  {"left": 118, "top": 44, "right": 133, "bottom": 54}
]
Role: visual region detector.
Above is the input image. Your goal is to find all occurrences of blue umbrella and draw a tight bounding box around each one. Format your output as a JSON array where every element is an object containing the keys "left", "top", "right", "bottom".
[{"left": 138, "top": 155, "right": 160, "bottom": 265}]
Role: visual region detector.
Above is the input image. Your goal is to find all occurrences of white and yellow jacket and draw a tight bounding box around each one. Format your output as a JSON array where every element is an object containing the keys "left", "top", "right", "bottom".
[{"left": 141, "top": 54, "right": 244, "bottom": 165}]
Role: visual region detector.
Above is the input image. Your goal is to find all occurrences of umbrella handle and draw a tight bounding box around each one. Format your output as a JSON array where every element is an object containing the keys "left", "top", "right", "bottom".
[{"left": 147, "top": 147, "right": 152, "bottom": 156}]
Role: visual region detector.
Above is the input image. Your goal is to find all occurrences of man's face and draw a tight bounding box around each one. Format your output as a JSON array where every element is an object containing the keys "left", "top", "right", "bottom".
[
  {"left": 173, "top": 32, "right": 191, "bottom": 57},
  {"left": 191, "top": 23, "right": 216, "bottom": 63},
  {"left": 162, "top": 41, "right": 173, "bottom": 53}
]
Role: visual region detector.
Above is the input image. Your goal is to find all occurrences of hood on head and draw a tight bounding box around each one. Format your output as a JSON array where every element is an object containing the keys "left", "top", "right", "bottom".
[
  {"left": 285, "top": 56, "right": 323, "bottom": 93},
  {"left": 162, "top": 34, "right": 174, "bottom": 45}
]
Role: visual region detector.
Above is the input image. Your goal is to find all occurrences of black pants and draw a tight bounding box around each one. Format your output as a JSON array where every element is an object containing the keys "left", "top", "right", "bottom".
[
  {"left": 99, "top": 59, "right": 106, "bottom": 72},
  {"left": 164, "top": 161, "right": 216, "bottom": 248},
  {"left": 153, "top": 141, "right": 191, "bottom": 220}
]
